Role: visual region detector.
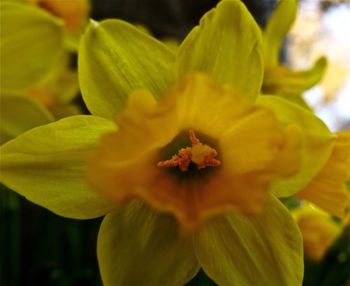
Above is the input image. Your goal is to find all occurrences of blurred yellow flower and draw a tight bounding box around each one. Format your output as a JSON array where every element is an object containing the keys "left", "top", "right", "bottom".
[
  {"left": 27, "top": 0, "right": 89, "bottom": 32},
  {"left": 298, "top": 131, "right": 350, "bottom": 219},
  {"left": 26, "top": 54, "right": 81, "bottom": 118},
  {"left": 294, "top": 204, "right": 342, "bottom": 261},
  {"left": 0, "top": 2, "right": 63, "bottom": 143},
  {"left": 0, "top": 2, "right": 84, "bottom": 143},
  {"left": 262, "top": 0, "right": 327, "bottom": 97},
  {"left": 259, "top": 0, "right": 350, "bottom": 219}
]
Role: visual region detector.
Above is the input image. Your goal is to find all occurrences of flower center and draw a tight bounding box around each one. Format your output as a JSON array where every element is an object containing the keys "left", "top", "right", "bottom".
[{"left": 158, "top": 129, "right": 220, "bottom": 172}]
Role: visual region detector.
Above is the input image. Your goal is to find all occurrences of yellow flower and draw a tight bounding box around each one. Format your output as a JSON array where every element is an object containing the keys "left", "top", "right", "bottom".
[
  {"left": 293, "top": 204, "right": 342, "bottom": 261},
  {"left": 262, "top": 0, "right": 327, "bottom": 97},
  {"left": 88, "top": 73, "right": 302, "bottom": 232},
  {"left": 0, "top": 0, "right": 336, "bottom": 284},
  {"left": 297, "top": 131, "right": 350, "bottom": 219},
  {"left": 27, "top": 0, "right": 89, "bottom": 32},
  {"left": 260, "top": 0, "right": 350, "bottom": 218},
  {"left": 0, "top": 2, "right": 64, "bottom": 95},
  {"left": 26, "top": 54, "right": 81, "bottom": 118},
  {"left": 0, "top": 2, "right": 62, "bottom": 143},
  {"left": 0, "top": 2, "right": 82, "bottom": 143}
]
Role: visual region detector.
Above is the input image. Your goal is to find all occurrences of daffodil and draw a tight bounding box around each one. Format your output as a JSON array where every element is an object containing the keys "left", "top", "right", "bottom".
[
  {"left": 87, "top": 73, "right": 304, "bottom": 231},
  {"left": 261, "top": 0, "right": 350, "bottom": 219},
  {"left": 26, "top": 54, "right": 82, "bottom": 118},
  {"left": 0, "top": 2, "right": 83, "bottom": 143},
  {"left": 0, "top": 2, "right": 62, "bottom": 143},
  {"left": 0, "top": 0, "right": 335, "bottom": 284},
  {"left": 0, "top": 2, "right": 64, "bottom": 96},
  {"left": 27, "top": 0, "right": 89, "bottom": 33},
  {"left": 297, "top": 131, "right": 350, "bottom": 220},
  {"left": 293, "top": 204, "right": 342, "bottom": 261},
  {"left": 262, "top": 0, "right": 327, "bottom": 98},
  {"left": 26, "top": 0, "right": 90, "bottom": 50}
]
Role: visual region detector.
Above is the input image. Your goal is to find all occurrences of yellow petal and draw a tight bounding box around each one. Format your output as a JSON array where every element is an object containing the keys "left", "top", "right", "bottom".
[
  {"left": 0, "top": 2, "right": 64, "bottom": 94},
  {"left": 79, "top": 19, "right": 175, "bottom": 119},
  {"left": 172, "top": 73, "right": 256, "bottom": 137},
  {"left": 263, "top": 0, "right": 297, "bottom": 66},
  {"left": 263, "top": 57, "right": 328, "bottom": 95},
  {"left": 293, "top": 204, "right": 342, "bottom": 261},
  {"left": 177, "top": 0, "right": 263, "bottom": 100},
  {"left": 97, "top": 201, "right": 199, "bottom": 285},
  {"left": 29, "top": 52, "right": 79, "bottom": 105},
  {"left": 0, "top": 94, "right": 54, "bottom": 144},
  {"left": 0, "top": 116, "right": 116, "bottom": 219},
  {"left": 274, "top": 93, "right": 313, "bottom": 110},
  {"left": 300, "top": 216, "right": 340, "bottom": 261},
  {"left": 220, "top": 108, "right": 300, "bottom": 175},
  {"left": 297, "top": 131, "right": 350, "bottom": 218},
  {"left": 257, "top": 96, "right": 334, "bottom": 197},
  {"left": 194, "top": 195, "right": 303, "bottom": 285}
]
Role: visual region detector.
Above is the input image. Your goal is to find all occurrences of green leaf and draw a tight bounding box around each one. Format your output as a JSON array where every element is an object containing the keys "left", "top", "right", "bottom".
[
  {"left": 257, "top": 96, "right": 334, "bottom": 197},
  {"left": 0, "top": 2, "right": 64, "bottom": 94},
  {"left": 176, "top": 0, "right": 263, "bottom": 100},
  {"left": 0, "top": 115, "right": 116, "bottom": 219},
  {"left": 0, "top": 94, "right": 54, "bottom": 144},
  {"left": 194, "top": 194, "right": 303, "bottom": 285},
  {"left": 98, "top": 201, "right": 199, "bottom": 285},
  {"left": 79, "top": 19, "right": 175, "bottom": 120}
]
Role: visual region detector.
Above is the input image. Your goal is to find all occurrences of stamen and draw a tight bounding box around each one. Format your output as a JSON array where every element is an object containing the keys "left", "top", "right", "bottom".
[
  {"left": 157, "top": 147, "right": 192, "bottom": 171},
  {"left": 158, "top": 129, "right": 220, "bottom": 172},
  {"left": 189, "top": 129, "right": 200, "bottom": 145}
]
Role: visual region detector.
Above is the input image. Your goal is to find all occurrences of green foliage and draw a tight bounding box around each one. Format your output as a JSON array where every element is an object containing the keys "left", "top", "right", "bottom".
[
  {"left": 0, "top": 184, "right": 102, "bottom": 286},
  {"left": 303, "top": 227, "right": 350, "bottom": 286}
]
